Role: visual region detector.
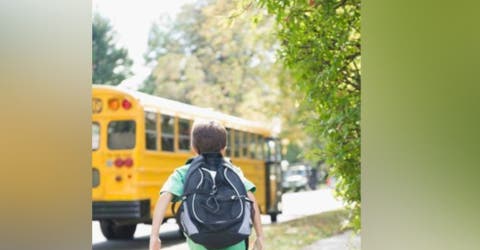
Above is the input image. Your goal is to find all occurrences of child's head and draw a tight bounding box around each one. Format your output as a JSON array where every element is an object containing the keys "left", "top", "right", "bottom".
[{"left": 191, "top": 120, "right": 227, "bottom": 154}]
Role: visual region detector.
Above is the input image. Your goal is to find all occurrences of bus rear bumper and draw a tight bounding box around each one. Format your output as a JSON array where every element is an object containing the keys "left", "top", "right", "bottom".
[{"left": 92, "top": 200, "right": 150, "bottom": 220}]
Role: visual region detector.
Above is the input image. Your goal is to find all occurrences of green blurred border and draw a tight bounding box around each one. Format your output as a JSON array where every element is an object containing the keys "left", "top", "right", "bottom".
[{"left": 363, "top": 0, "right": 480, "bottom": 249}]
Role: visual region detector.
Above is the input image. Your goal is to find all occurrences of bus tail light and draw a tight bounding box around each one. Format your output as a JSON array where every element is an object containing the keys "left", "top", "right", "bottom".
[
  {"left": 122, "top": 99, "right": 132, "bottom": 110},
  {"left": 124, "top": 157, "right": 133, "bottom": 167},
  {"left": 114, "top": 158, "right": 124, "bottom": 167},
  {"left": 108, "top": 98, "right": 120, "bottom": 110}
]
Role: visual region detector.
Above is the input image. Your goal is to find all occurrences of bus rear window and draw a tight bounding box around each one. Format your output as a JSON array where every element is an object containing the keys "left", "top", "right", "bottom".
[
  {"left": 92, "top": 123, "right": 100, "bottom": 150},
  {"left": 107, "top": 120, "right": 136, "bottom": 150}
]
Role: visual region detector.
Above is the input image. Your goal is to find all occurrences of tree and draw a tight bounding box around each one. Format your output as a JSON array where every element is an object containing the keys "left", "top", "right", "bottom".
[
  {"left": 92, "top": 13, "right": 133, "bottom": 85},
  {"left": 140, "top": 0, "right": 284, "bottom": 123},
  {"left": 141, "top": 0, "right": 313, "bottom": 164},
  {"left": 255, "top": 0, "right": 361, "bottom": 229}
]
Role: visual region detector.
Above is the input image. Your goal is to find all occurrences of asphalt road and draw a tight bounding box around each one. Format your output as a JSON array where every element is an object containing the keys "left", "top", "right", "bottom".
[{"left": 92, "top": 188, "right": 344, "bottom": 250}]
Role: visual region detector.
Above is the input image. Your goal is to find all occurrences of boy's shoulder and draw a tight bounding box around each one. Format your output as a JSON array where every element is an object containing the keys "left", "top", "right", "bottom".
[{"left": 172, "top": 164, "right": 191, "bottom": 178}]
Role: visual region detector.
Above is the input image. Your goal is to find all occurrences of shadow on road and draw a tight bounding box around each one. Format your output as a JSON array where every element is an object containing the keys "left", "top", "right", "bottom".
[{"left": 93, "top": 230, "right": 185, "bottom": 250}]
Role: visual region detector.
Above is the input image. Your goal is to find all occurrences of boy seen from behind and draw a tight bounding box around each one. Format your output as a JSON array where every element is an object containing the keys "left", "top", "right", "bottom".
[{"left": 149, "top": 120, "right": 264, "bottom": 250}]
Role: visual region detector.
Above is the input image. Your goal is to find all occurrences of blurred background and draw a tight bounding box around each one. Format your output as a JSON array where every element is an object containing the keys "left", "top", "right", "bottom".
[{"left": 92, "top": 0, "right": 360, "bottom": 249}]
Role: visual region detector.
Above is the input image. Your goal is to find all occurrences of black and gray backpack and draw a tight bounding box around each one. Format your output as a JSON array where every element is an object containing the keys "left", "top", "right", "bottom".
[{"left": 175, "top": 153, "right": 253, "bottom": 249}]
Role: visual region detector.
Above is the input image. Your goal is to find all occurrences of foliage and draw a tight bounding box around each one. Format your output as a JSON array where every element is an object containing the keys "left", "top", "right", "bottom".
[
  {"left": 140, "top": 0, "right": 285, "bottom": 122},
  {"left": 285, "top": 142, "right": 302, "bottom": 163},
  {"left": 92, "top": 13, "right": 133, "bottom": 85},
  {"left": 255, "top": 0, "right": 361, "bottom": 229}
]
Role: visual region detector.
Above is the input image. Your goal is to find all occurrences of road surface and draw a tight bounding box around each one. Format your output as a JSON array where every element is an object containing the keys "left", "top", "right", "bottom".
[{"left": 92, "top": 188, "right": 344, "bottom": 250}]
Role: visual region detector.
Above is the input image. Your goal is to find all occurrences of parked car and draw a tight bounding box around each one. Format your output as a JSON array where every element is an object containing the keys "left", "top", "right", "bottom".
[{"left": 282, "top": 165, "right": 309, "bottom": 192}]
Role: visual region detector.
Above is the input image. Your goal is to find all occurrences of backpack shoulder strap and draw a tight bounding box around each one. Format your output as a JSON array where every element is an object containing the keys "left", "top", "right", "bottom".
[
  {"left": 221, "top": 157, "right": 233, "bottom": 168},
  {"left": 172, "top": 155, "right": 204, "bottom": 218},
  {"left": 184, "top": 155, "right": 204, "bottom": 178},
  {"left": 185, "top": 157, "right": 195, "bottom": 165}
]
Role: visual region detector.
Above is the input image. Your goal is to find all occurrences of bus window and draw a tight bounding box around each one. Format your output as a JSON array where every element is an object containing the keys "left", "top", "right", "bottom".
[
  {"left": 234, "top": 130, "right": 241, "bottom": 157},
  {"left": 178, "top": 119, "right": 191, "bottom": 151},
  {"left": 161, "top": 115, "right": 174, "bottom": 151},
  {"left": 107, "top": 120, "right": 135, "bottom": 150},
  {"left": 92, "top": 122, "right": 100, "bottom": 151},
  {"left": 145, "top": 111, "right": 157, "bottom": 150},
  {"left": 226, "top": 128, "right": 232, "bottom": 157},
  {"left": 242, "top": 132, "right": 249, "bottom": 157},
  {"left": 249, "top": 133, "right": 256, "bottom": 159},
  {"left": 256, "top": 135, "right": 264, "bottom": 160}
]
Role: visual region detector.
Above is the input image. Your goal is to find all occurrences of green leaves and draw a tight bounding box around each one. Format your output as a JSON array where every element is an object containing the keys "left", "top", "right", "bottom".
[
  {"left": 256, "top": 0, "right": 361, "bottom": 229},
  {"left": 141, "top": 0, "right": 283, "bottom": 122},
  {"left": 92, "top": 13, "right": 133, "bottom": 85}
]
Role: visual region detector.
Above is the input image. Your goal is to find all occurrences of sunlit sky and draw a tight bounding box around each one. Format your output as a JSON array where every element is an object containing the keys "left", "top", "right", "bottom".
[{"left": 92, "top": 0, "right": 195, "bottom": 89}]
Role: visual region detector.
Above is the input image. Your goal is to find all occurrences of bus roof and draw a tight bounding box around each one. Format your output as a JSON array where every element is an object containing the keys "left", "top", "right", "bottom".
[{"left": 92, "top": 85, "right": 274, "bottom": 136}]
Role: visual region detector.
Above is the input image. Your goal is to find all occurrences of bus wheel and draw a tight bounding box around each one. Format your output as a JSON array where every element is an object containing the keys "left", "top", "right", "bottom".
[
  {"left": 270, "top": 213, "right": 278, "bottom": 223},
  {"left": 178, "top": 229, "right": 186, "bottom": 239},
  {"left": 100, "top": 220, "right": 137, "bottom": 240}
]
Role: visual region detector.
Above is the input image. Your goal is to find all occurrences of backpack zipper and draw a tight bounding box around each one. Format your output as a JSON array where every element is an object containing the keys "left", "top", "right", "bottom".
[{"left": 201, "top": 167, "right": 217, "bottom": 193}]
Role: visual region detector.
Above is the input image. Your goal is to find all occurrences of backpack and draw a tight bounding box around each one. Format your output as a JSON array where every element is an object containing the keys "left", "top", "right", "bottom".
[{"left": 175, "top": 153, "right": 253, "bottom": 249}]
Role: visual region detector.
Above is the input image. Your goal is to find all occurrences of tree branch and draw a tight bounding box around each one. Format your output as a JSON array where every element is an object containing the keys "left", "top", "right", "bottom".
[
  {"left": 334, "top": 0, "right": 348, "bottom": 9},
  {"left": 346, "top": 52, "right": 360, "bottom": 62},
  {"left": 346, "top": 79, "right": 361, "bottom": 91}
]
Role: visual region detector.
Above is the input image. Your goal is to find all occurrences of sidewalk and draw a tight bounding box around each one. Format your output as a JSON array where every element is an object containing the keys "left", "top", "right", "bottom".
[{"left": 302, "top": 230, "right": 361, "bottom": 250}]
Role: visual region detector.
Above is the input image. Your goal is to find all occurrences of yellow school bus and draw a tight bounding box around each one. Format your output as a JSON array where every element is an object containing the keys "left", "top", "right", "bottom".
[{"left": 92, "top": 85, "right": 283, "bottom": 240}]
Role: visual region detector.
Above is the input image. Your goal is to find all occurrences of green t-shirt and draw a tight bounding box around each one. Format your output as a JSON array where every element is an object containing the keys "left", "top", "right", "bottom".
[{"left": 160, "top": 162, "right": 256, "bottom": 250}]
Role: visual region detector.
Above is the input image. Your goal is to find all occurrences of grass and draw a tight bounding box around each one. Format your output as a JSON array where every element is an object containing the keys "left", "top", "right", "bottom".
[{"left": 255, "top": 210, "right": 351, "bottom": 250}]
